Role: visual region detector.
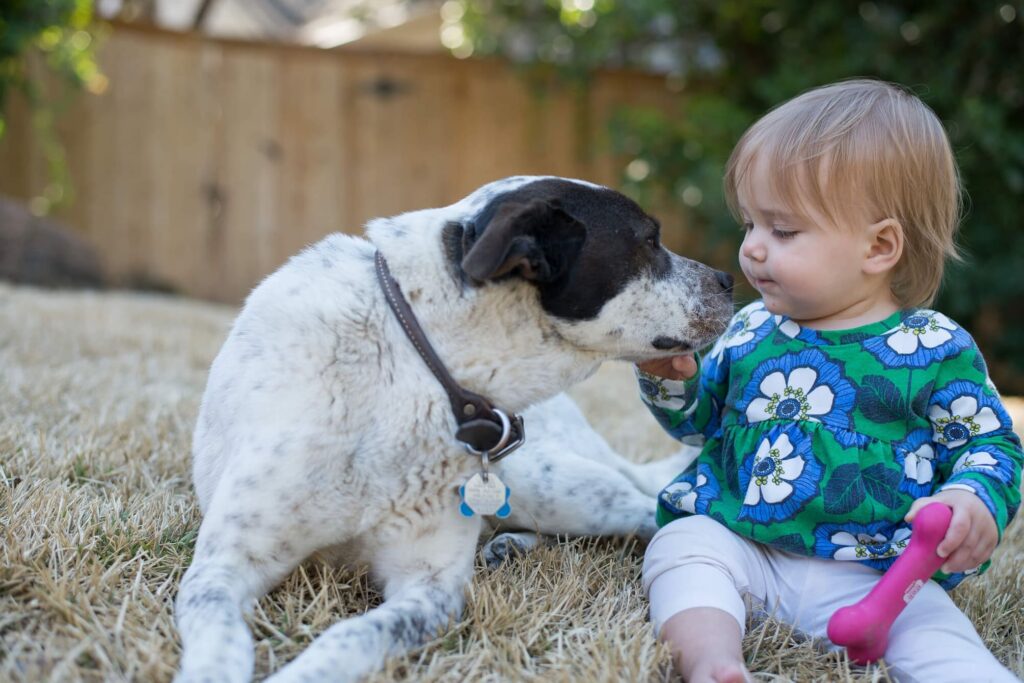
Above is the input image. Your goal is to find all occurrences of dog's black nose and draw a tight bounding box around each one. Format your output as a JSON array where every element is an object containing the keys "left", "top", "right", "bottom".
[
  {"left": 715, "top": 270, "right": 734, "bottom": 293},
  {"left": 652, "top": 336, "right": 693, "bottom": 351}
]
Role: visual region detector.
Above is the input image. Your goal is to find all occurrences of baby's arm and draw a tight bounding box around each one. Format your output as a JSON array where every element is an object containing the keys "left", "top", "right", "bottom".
[
  {"left": 635, "top": 351, "right": 728, "bottom": 444},
  {"left": 907, "top": 343, "right": 1023, "bottom": 574},
  {"left": 634, "top": 307, "right": 743, "bottom": 444}
]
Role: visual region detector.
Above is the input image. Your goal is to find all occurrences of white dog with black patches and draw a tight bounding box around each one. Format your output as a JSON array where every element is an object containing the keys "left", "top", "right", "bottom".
[{"left": 175, "top": 176, "right": 733, "bottom": 682}]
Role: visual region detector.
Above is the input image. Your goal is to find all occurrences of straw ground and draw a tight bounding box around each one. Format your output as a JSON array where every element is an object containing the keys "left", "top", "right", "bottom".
[{"left": 2, "top": 283, "right": 1022, "bottom": 682}]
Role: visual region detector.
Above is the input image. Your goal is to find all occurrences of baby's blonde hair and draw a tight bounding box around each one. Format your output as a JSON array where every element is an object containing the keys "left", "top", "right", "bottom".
[{"left": 724, "top": 79, "right": 962, "bottom": 308}]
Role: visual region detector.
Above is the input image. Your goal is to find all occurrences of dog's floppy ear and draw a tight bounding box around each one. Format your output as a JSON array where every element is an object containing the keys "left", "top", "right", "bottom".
[{"left": 461, "top": 199, "right": 586, "bottom": 283}]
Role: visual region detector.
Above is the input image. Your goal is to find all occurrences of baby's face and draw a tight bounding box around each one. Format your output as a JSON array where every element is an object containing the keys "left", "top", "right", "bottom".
[{"left": 736, "top": 160, "right": 886, "bottom": 329}]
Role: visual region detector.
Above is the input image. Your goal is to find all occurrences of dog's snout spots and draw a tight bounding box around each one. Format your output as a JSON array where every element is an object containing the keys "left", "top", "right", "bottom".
[
  {"left": 715, "top": 270, "right": 734, "bottom": 293},
  {"left": 652, "top": 336, "right": 693, "bottom": 351}
]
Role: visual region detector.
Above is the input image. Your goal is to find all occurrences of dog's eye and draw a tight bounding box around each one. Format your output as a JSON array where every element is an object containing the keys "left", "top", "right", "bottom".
[{"left": 647, "top": 235, "right": 660, "bottom": 249}]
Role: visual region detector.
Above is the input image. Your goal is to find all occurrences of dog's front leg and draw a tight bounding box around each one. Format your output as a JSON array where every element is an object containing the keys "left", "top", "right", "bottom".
[
  {"left": 495, "top": 447, "right": 660, "bottom": 541},
  {"left": 265, "top": 509, "right": 480, "bottom": 683},
  {"left": 174, "top": 492, "right": 324, "bottom": 683},
  {"left": 523, "top": 394, "right": 699, "bottom": 497},
  {"left": 482, "top": 452, "right": 662, "bottom": 567}
]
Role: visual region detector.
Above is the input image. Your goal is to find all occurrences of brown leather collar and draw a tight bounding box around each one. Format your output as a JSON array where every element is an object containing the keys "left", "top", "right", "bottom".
[{"left": 374, "top": 250, "right": 525, "bottom": 460}]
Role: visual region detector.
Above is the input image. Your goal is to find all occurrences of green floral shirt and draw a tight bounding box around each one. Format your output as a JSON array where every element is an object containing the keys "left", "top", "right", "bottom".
[{"left": 639, "top": 302, "right": 1022, "bottom": 589}]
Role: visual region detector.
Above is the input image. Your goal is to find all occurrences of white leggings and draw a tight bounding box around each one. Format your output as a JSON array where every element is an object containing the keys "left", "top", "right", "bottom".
[{"left": 643, "top": 516, "right": 1020, "bottom": 683}]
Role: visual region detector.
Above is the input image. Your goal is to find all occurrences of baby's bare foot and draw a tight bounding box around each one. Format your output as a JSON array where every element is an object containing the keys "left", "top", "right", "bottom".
[
  {"left": 710, "top": 661, "right": 752, "bottom": 683},
  {"left": 686, "top": 658, "right": 752, "bottom": 683},
  {"left": 661, "top": 608, "right": 751, "bottom": 683}
]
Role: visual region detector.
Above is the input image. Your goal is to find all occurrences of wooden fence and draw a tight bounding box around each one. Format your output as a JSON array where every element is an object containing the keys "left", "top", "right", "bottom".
[{"left": 0, "top": 22, "right": 680, "bottom": 303}]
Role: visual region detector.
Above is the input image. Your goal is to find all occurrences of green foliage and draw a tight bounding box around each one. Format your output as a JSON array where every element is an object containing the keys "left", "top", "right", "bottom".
[
  {"left": 0, "top": 0, "right": 103, "bottom": 213},
  {"left": 457, "top": 1, "right": 1024, "bottom": 391}
]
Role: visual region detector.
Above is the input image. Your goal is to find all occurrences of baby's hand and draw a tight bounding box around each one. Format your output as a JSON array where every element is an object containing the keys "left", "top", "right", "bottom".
[
  {"left": 636, "top": 354, "right": 698, "bottom": 381},
  {"left": 905, "top": 489, "right": 998, "bottom": 574}
]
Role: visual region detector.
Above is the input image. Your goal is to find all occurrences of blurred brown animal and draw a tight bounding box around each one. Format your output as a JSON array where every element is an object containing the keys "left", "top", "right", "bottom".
[{"left": 0, "top": 196, "right": 104, "bottom": 289}]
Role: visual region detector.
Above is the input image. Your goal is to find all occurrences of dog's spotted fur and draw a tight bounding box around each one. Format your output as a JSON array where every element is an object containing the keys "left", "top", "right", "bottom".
[{"left": 174, "top": 176, "right": 733, "bottom": 682}]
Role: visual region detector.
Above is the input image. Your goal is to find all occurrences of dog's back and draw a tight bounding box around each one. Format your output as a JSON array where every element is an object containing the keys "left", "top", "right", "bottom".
[{"left": 192, "top": 233, "right": 390, "bottom": 513}]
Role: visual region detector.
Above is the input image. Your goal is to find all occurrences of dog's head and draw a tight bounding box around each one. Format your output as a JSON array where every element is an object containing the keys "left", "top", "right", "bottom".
[{"left": 455, "top": 177, "right": 734, "bottom": 361}]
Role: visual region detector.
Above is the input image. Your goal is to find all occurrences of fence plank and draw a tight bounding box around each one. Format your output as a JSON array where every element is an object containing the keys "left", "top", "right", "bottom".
[{"left": 0, "top": 22, "right": 679, "bottom": 303}]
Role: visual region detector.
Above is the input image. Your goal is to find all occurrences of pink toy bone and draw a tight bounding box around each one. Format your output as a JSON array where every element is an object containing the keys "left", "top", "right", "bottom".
[{"left": 827, "top": 502, "right": 953, "bottom": 665}]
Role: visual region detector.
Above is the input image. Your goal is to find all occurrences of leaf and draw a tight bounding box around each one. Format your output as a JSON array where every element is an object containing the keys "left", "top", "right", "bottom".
[
  {"left": 840, "top": 332, "right": 872, "bottom": 345},
  {"left": 862, "top": 464, "right": 902, "bottom": 509},
  {"left": 722, "top": 447, "right": 741, "bottom": 498},
  {"left": 857, "top": 375, "right": 908, "bottom": 424},
  {"left": 973, "top": 353, "right": 988, "bottom": 376},
  {"left": 911, "top": 380, "right": 934, "bottom": 418},
  {"left": 823, "top": 463, "right": 865, "bottom": 515},
  {"left": 770, "top": 533, "right": 807, "bottom": 555}
]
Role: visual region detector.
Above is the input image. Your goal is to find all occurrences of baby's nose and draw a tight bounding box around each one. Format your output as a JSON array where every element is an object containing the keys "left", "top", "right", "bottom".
[{"left": 741, "top": 235, "right": 766, "bottom": 261}]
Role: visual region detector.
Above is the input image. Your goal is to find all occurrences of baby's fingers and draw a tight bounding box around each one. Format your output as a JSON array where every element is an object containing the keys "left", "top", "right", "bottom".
[
  {"left": 671, "top": 354, "right": 698, "bottom": 378},
  {"left": 941, "top": 538, "right": 994, "bottom": 574},
  {"left": 943, "top": 525, "right": 998, "bottom": 574},
  {"left": 942, "top": 542, "right": 979, "bottom": 574},
  {"left": 637, "top": 354, "right": 695, "bottom": 381},
  {"left": 936, "top": 505, "right": 971, "bottom": 559},
  {"left": 904, "top": 496, "right": 935, "bottom": 523}
]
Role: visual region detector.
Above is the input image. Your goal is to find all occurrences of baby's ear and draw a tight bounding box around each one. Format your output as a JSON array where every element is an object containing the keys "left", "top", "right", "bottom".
[{"left": 864, "top": 218, "right": 904, "bottom": 274}]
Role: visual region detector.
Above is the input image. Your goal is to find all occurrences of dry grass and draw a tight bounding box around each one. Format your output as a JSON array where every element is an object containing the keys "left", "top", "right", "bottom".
[{"left": 1, "top": 282, "right": 1022, "bottom": 682}]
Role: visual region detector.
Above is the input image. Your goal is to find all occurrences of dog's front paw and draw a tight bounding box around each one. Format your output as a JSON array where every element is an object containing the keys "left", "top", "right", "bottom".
[
  {"left": 265, "top": 665, "right": 337, "bottom": 683},
  {"left": 482, "top": 532, "right": 539, "bottom": 569},
  {"left": 174, "top": 668, "right": 248, "bottom": 683}
]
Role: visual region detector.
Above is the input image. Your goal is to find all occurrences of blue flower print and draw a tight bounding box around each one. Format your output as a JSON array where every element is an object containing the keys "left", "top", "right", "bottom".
[
  {"left": 928, "top": 380, "right": 1009, "bottom": 451},
  {"left": 638, "top": 372, "right": 692, "bottom": 413},
  {"left": 737, "top": 425, "right": 823, "bottom": 524},
  {"left": 638, "top": 376, "right": 659, "bottom": 400},
  {"left": 894, "top": 428, "right": 937, "bottom": 497},
  {"left": 700, "top": 350, "right": 725, "bottom": 387},
  {"left": 950, "top": 446, "right": 1017, "bottom": 485},
  {"left": 864, "top": 310, "right": 971, "bottom": 368},
  {"left": 737, "top": 349, "right": 861, "bottom": 446},
  {"left": 813, "top": 520, "right": 912, "bottom": 570},
  {"left": 705, "top": 301, "right": 774, "bottom": 381},
  {"left": 774, "top": 316, "right": 828, "bottom": 345},
  {"left": 702, "top": 388, "right": 723, "bottom": 439},
  {"left": 659, "top": 463, "right": 720, "bottom": 516}
]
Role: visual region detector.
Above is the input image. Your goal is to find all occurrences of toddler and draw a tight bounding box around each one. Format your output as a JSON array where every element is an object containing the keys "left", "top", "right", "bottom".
[{"left": 637, "top": 80, "right": 1022, "bottom": 683}]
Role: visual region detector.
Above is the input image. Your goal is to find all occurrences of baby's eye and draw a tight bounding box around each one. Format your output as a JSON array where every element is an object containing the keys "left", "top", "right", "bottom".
[
  {"left": 741, "top": 221, "right": 753, "bottom": 232},
  {"left": 772, "top": 228, "right": 796, "bottom": 240}
]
